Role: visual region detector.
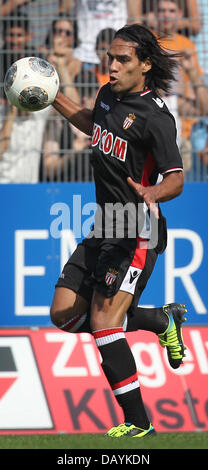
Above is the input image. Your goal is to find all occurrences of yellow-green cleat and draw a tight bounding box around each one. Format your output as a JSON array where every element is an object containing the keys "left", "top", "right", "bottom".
[
  {"left": 105, "top": 423, "right": 156, "bottom": 438},
  {"left": 159, "top": 303, "right": 187, "bottom": 369}
]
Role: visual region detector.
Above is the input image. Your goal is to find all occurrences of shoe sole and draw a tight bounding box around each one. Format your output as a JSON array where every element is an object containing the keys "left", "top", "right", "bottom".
[
  {"left": 106, "top": 429, "right": 157, "bottom": 438},
  {"left": 132, "top": 429, "right": 157, "bottom": 438}
]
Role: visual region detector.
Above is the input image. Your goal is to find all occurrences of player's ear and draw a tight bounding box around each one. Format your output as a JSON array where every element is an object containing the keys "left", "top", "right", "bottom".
[{"left": 142, "top": 57, "right": 152, "bottom": 73}]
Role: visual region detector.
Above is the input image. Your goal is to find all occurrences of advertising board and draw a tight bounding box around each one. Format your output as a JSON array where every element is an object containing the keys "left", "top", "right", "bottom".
[
  {"left": 1, "top": 183, "right": 207, "bottom": 326},
  {"left": 0, "top": 327, "right": 207, "bottom": 434}
]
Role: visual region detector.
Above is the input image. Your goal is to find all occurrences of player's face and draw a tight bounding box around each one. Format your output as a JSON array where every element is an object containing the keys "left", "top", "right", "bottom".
[{"left": 107, "top": 38, "right": 151, "bottom": 97}]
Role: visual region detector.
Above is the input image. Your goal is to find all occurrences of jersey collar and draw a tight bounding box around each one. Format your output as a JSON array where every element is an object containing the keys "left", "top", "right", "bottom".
[
  {"left": 140, "top": 90, "right": 152, "bottom": 96},
  {"left": 116, "top": 89, "right": 152, "bottom": 101}
]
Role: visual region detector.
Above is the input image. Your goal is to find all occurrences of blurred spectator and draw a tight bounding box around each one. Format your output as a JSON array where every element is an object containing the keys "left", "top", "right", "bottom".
[
  {"left": 187, "top": 1, "right": 208, "bottom": 180},
  {"left": 1, "top": 1, "right": 62, "bottom": 50},
  {"left": 186, "top": 74, "right": 208, "bottom": 181},
  {"left": 0, "top": 0, "right": 32, "bottom": 49},
  {"left": 0, "top": 0, "right": 30, "bottom": 14},
  {"left": 176, "top": 0, "right": 201, "bottom": 36},
  {"left": 133, "top": 0, "right": 207, "bottom": 180},
  {"left": 13, "top": 0, "right": 60, "bottom": 48},
  {"left": 0, "top": 15, "right": 35, "bottom": 101},
  {"left": 94, "top": 27, "right": 115, "bottom": 87},
  {"left": 59, "top": 0, "right": 131, "bottom": 67},
  {"left": 0, "top": 16, "right": 49, "bottom": 183},
  {"left": 0, "top": 103, "right": 49, "bottom": 183},
  {"left": 188, "top": 118, "right": 208, "bottom": 181},
  {"left": 40, "top": 15, "right": 81, "bottom": 94},
  {"left": 39, "top": 14, "right": 86, "bottom": 182},
  {"left": 155, "top": 0, "right": 208, "bottom": 174},
  {"left": 191, "top": 0, "right": 208, "bottom": 74},
  {"left": 138, "top": 0, "right": 201, "bottom": 36},
  {"left": 40, "top": 70, "right": 99, "bottom": 182},
  {"left": 0, "top": 0, "right": 31, "bottom": 14}
]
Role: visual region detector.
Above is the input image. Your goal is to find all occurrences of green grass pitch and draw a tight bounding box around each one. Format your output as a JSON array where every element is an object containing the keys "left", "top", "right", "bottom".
[{"left": 0, "top": 431, "right": 207, "bottom": 449}]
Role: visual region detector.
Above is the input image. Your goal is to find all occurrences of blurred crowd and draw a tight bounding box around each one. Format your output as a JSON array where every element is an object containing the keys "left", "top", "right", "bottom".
[{"left": 0, "top": 0, "right": 208, "bottom": 183}]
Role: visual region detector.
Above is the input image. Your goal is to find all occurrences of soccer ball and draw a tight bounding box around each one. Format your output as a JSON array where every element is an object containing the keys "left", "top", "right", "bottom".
[{"left": 4, "top": 56, "right": 59, "bottom": 112}]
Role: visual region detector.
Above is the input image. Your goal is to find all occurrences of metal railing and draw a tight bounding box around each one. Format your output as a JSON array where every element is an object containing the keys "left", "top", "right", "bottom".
[{"left": 0, "top": 0, "right": 207, "bottom": 182}]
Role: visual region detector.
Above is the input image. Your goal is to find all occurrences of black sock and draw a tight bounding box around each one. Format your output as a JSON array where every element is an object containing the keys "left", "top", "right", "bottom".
[
  {"left": 93, "top": 327, "right": 150, "bottom": 429},
  {"left": 76, "top": 306, "right": 168, "bottom": 335},
  {"left": 124, "top": 306, "right": 169, "bottom": 334}
]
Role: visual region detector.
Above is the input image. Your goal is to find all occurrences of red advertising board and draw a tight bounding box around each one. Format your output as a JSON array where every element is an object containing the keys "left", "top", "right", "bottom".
[{"left": 0, "top": 326, "right": 207, "bottom": 434}]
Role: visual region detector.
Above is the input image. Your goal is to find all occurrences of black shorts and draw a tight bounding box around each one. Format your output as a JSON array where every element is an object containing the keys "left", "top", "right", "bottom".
[{"left": 56, "top": 235, "right": 158, "bottom": 307}]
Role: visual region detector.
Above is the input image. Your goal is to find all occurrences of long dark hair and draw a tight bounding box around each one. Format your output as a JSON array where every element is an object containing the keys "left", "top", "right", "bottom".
[{"left": 115, "top": 24, "right": 180, "bottom": 94}]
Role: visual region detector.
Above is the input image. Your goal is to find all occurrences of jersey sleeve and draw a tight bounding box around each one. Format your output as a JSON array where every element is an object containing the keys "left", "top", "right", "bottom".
[
  {"left": 144, "top": 111, "right": 183, "bottom": 174},
  {"left": 92, "top": 83, "right": 109, "bottom": 122},
  {"left": 92, "top": 91, "right": 100, "bottom": 122}
]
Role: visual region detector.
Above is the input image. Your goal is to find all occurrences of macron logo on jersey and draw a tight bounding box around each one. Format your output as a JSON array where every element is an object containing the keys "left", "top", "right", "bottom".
[{"left": 91, "top": 123, "right": 127, "bottom": 162}]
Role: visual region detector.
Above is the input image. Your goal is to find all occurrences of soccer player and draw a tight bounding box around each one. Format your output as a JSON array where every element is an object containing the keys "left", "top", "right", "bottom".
[{"left": 51, "top": 24, "right": 185, "bottom": 438}]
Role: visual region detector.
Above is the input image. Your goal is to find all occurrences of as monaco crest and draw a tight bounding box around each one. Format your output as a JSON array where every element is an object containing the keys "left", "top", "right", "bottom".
[
  {"left": 123, "top": 113, "right": 136, "bottom": 130},
  {"left": 105, "top": 268, "right": 118, "bottom": 286}
]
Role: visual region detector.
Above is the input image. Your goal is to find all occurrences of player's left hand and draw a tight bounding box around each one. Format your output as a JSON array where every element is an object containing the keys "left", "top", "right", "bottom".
[{"left": 127, "top": 177, "right": 159, "bottom": 218}]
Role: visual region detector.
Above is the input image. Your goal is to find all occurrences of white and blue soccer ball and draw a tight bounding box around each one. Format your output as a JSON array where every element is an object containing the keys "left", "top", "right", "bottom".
[{"left": 4, "top": 56, "right": 59, "bottom": 112}]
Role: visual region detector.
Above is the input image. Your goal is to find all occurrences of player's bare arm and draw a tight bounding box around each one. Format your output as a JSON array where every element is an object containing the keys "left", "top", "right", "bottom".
[
  {"left": 127, "top": 171, "right": 184, "bottom": 208},
  {"left": 53, "top": 90, "right": 94, "bottom": 136}
]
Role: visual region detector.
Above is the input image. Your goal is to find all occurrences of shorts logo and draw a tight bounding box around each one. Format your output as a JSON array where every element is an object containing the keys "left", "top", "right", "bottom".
[
  {"left": 123, "top": 113, "right": 136, "bottom": 130},
  {"left": 105, "top": 268, "right": 118, "bottom": 286}
]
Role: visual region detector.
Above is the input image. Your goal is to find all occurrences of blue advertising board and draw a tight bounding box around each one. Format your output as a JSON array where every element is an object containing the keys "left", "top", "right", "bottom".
[{"left": 1, "top": 182, "right": 207, "bottom": 326}]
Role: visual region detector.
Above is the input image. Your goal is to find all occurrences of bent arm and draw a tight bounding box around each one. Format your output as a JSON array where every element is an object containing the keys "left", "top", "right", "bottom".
[
  {"left": 53, "top": 91, "right": 94, "bottom": 136},
  {"left": 127, "top": 171, "right": 184, "bottom": 209},
  {"left": 153, "top": 171, "right": 184, "bottom": 202}
]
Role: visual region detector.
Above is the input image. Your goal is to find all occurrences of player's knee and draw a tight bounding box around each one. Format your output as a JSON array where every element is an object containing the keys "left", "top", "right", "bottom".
[
  {"left": 50, "top": 304, "right": 65, "bottom": 329},
  {"left": 50, "top": 289, "right": 77, "bottom": 330},
  {"left": 50, "top": 289, "right": 89, "bottom": 331},
  {"left": 50, "top": 305, "right": 71, "bottom": 331},
  {"left": 50, "top": 304, "right": 87, "bottom": 333}
]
